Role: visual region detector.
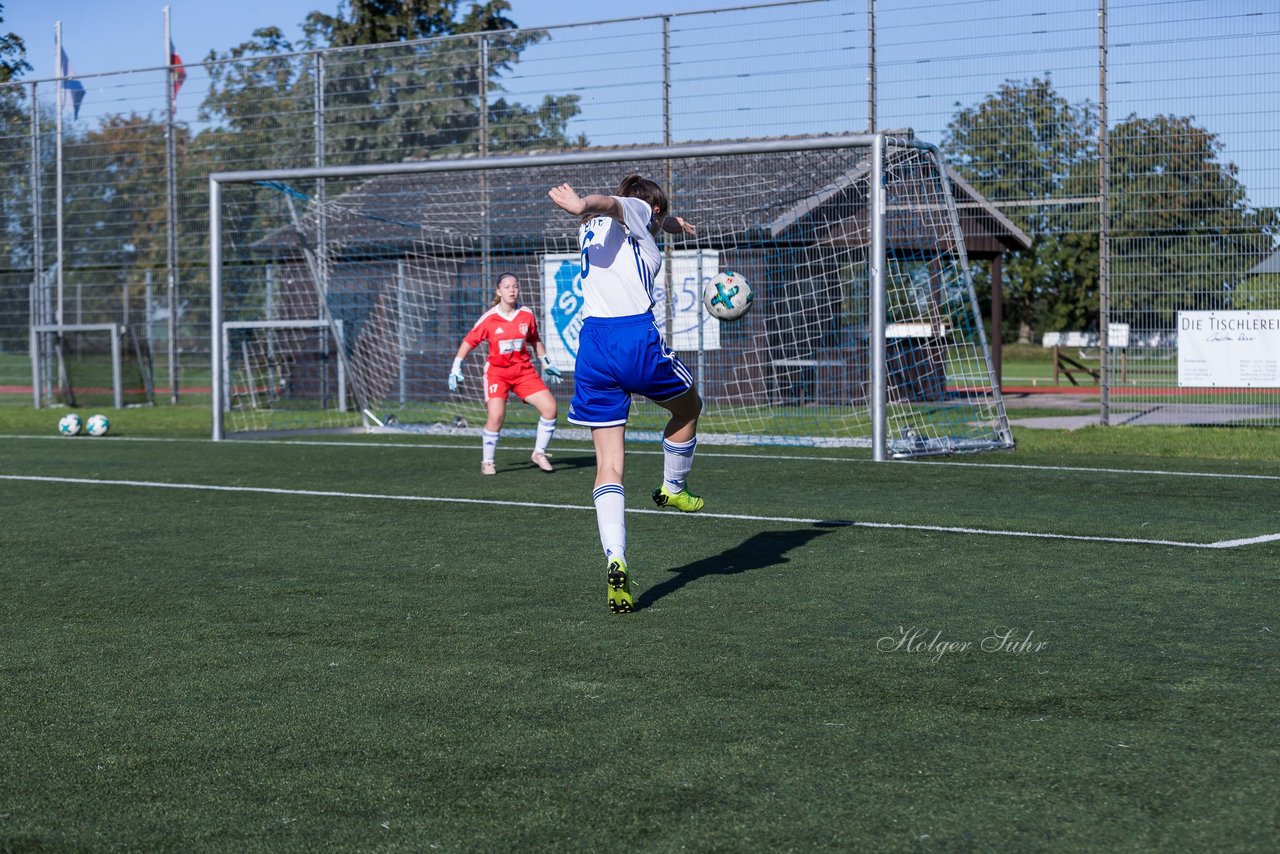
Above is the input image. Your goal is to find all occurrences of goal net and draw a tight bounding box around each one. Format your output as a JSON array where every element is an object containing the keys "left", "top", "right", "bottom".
[{"left": 211, "top": 136, "right": 1013, "bottom": 457}]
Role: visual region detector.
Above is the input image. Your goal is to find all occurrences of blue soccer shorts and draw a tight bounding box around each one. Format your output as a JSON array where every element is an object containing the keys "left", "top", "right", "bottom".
[{"left": 567, "top": 313, "right": 694, "bottom": 427}]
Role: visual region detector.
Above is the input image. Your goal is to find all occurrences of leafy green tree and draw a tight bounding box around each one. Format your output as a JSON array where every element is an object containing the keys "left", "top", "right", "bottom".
[
  {"left": 945, "top": 80, "right": 1279, "bottom": 341},
  {"left": 0, "top": 0, "right": 33, "bottom": 346},
  {"left": 1107, "top": 113, "right": 1280, "bottom": 328},
  {"left": 200, "top": 0, "right": 582, "bottom": 174},
  {"left": 943, "top": 77, "right": 1098, "bottom": 343},
  {"left": 198, "top": 27, "right": 313, "bottom": 174},
  {"left": 0, "top": 2, "right": 29, "bottom": 83}
]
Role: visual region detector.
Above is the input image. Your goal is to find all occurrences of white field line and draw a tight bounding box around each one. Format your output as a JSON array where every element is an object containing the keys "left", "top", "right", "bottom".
[
  {"left": 1, "top": 473, "right": 1272, "bottom": 550},
  {"left": 8, "top": 434, "right": 1280, "bottom": 482}
]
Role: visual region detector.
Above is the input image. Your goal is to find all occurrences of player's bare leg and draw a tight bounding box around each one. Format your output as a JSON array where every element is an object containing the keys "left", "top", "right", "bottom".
[
  {"left": 592, "top": 425, "right": 632, "bottom": 612},
  {"left": 652, "top": 388, "right": 704, "bottom": 512},
  {"left": 525, "top": 389, "right": 557, "bottom": 472}
]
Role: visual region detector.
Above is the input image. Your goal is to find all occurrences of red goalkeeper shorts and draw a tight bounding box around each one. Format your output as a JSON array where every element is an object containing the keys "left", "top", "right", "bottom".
[{"left": 483, "top": 361, "right": 549, "bottom": 402}]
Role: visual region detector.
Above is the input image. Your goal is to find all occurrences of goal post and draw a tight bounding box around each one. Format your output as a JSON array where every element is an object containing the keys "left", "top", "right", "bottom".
[{"left": 209, "top": 134, "right": 1014, "bottom": 458}]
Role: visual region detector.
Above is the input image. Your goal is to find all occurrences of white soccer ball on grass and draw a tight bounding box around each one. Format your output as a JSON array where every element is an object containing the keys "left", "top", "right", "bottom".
[
  {"left": 85, "top": 414, "right": 111, "bottom": 437},
  {"left": 58, "top": 413, "right": 83, "bottom": 436}
]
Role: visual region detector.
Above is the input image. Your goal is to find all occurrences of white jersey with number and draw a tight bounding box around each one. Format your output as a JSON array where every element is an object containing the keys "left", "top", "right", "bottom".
[{"left": 578, "top": 195, "right": 662, "bottom": 319}]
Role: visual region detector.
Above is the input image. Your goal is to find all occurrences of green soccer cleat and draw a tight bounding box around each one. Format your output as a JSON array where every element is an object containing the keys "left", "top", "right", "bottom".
[
  {"left": 652, "top": 484, "right": 704, "bottom": 513},
  {"left": 606, "top": 557, "right": 633, "bottom": 614}
]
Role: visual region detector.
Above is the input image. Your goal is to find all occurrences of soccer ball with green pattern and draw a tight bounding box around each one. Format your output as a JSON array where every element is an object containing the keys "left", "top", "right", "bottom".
[
  {"left": 86, "top": 414, "right": 110, "bottom": 437},
  {"left": 704, "top": 271, "right": 753, "bottom": 321},
  {"left": 58, "top": 414, "right": 83, "bottom": 436}
]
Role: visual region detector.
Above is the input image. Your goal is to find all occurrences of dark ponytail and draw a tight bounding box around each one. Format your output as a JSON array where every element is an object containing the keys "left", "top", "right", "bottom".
[{"left": 616, "top": 174, "right": 669, "bottom": 220}]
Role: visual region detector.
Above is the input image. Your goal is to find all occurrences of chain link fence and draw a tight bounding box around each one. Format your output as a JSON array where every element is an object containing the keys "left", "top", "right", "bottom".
[{"left": 1, "top": 0, "right": 1277, "bottom": 424}]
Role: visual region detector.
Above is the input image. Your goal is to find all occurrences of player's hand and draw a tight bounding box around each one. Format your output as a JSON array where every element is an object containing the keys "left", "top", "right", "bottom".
[
  {"left": 548, "top": 183, "right": 586, "bottom": 217},
  {"left": 660, "top": 215, "right": 696, "bottom": 236},
  {"left": 448, "top": 370, "right": 463, "bottom": 391},
  {"left": 541, "top": 356, "right": 563, "bottom": 385}
]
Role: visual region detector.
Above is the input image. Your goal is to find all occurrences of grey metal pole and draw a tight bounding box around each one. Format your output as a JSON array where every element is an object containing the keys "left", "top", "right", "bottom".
[
  {"left": 480, "top": 35, "right": 491, "bottom": 291},
  {"left": 111, "top": 326, "right": 123, "bottom": 409},
  {"left": 30, "top": 81, "right": 43, "bottom": 408},
  {"left": 696, "top": 251, "right": 705, "bottom": 385},
  {"left": 870, "top": 134, "right": 887, "bottom": 461},
  {"left": 209, "top": 177, "right": 224, "bottom": 440},
  {"left": 54, "top": 22, "right": 65, "bottom": 333},
  {"left": 663, "top": 17, "right": 675, "bottom": 343},
  {"left": 313, "top": 49, "right": 327, "bottom": 317},
  {"left": 867, "top": 0, "right": 876, "bottom": 132},
  {"left": 396, "top": 261, "right": 408, "bottom": 405},
  {"left": 164, "top": 6, "right": 181, "bottom": 403},
  {"left": 1098, "top": 0, "right": 1111, "bottom": 426},
  {"left": 145, "top": 269, "right": 153, "bottom": 359}
]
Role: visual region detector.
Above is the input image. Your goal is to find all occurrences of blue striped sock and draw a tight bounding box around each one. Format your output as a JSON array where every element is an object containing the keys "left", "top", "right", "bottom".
[
  {"left": 592, "top": 483, "right": 626, "bottom": 562},
  {"left": 662, "top": 437, "right": 697, "bottom": 492}
]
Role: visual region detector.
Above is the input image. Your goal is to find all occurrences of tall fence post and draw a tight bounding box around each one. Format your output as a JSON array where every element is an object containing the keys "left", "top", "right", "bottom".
[
  {"left": 663, "top": 16, "right": 674, "bottom": 343},
  {"left": 29, "top": 81, "right": 43, "bottom": 408},
  {"left": 165, "top": 7, "right": 181, "bottom": 403},
  {"left": 867, "top": 0, "right": 877, "bottom": 132},
  {"left": 1098, "top": 0, "right": 1111, "bottom": 426},
  {"left": 480, "top": 34, "right": 490, "bottom": 290},
  {"left": 209, "top": 177, "right": 223, "bottom": 440}
]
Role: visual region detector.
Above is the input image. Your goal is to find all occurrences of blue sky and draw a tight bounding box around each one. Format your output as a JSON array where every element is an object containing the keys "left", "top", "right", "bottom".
[
  {"left": 5, "top": 0, "right": 1277, "bottom": 210},
  {"left": 5, "top": 0, "right": 729, "bottom": 80}
]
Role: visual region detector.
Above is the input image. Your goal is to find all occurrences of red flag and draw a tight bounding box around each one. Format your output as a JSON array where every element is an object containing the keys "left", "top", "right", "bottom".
[{"left": 169, "top": 39, "right": 187, "bottom": 98}]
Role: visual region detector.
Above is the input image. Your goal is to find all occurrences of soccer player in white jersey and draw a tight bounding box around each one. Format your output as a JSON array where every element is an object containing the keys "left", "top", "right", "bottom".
[
  {"left": 448, "top": 273, "right": 562, "bottom": 475},
  {"left": 548, "top": 174, "right": 702, "bottom": 614}
]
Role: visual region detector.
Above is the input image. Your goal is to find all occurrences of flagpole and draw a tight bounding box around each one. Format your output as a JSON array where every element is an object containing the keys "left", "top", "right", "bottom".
[
  {"left": 164, "top": 6, "right": 180, "bottom": 402},
  {"left": 54, "top": 22, "right": 64, "bottom": 332}
]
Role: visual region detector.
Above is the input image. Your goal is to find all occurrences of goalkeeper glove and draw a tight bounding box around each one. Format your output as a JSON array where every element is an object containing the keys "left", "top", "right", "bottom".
[
  {"left": 448, "top": 357, "right": 464, "bottom": 391},
  {"left": 541, "top": 355, "right": 563, "bottom": 385}
]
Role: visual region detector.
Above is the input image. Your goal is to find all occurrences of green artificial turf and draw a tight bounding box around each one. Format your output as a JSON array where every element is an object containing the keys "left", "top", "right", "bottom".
[{"left": 1, "top": 408, "right": 1277, "bottom": 850}]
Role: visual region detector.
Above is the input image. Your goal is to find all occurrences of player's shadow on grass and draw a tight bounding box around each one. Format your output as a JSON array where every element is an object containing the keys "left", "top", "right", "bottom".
[{"left": 634, "top": 521, "right": 850, "bottom": 611}]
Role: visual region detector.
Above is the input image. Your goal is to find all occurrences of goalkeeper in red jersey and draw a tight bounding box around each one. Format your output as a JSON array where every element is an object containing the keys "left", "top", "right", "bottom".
[{"left": 448, "top": 273, "right": 561, "bottom": 475}]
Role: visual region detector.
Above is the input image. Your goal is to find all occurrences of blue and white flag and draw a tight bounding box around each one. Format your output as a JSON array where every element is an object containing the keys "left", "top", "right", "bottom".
[{"left": 57, "top": 46, "right": 86, "bottom": 119}]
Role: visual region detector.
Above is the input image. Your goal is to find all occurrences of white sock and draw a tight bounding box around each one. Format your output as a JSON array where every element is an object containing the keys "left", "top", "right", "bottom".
[
  {"left": 534, "top": 417, "right": 556, "bottom": 454},
  {"left": 482, "top": 430, "right": 500, "bottom": 463},
  {"left": 592, "top": 483, "right": 626, "bottom": 563},
  {"left": 662, "top": 436, "right": 697, "bottom": 492}
]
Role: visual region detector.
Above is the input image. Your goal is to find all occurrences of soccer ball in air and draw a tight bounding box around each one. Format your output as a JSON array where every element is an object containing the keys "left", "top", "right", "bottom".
[
  {"left": 58, "top": 413, "right": 83, "bottom": 436},
  {"left": 704, "top": 271, "right": 753, "bottom": 321},
  {"left": 85, "top": 414, "right": 111, "bottom": 437}
]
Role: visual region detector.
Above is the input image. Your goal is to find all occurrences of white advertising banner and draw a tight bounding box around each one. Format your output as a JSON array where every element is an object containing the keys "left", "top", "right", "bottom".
[
  {"left": 1177, "top": 310, "right": 1280, "bottom": 387},
  {"left": 540, "top": 250, "right": 721, "bottom": 370}
]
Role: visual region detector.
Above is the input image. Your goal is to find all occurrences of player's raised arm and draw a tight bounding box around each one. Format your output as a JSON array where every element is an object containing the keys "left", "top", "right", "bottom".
[{"left": 549, "top": 183, "right": 624, "bottom": 221}]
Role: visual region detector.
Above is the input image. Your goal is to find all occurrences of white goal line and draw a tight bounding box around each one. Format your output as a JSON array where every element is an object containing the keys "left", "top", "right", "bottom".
[
  {"left": 3, "top": 473, "right": 1277, "bottom": 551},
  {"left": 13, "top": 434, "right": 1279, "bottom": 484}
]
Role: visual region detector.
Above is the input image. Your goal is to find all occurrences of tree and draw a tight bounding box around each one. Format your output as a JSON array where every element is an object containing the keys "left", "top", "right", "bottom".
[
  {"left": 944, "top": 80, "right": 1280, "bottom": 342},
  {"left": 0, "top": 1, "right": 30, "bottom": 83},
  {"left": 944, "top": 77, "right": 1098, "bottom": 343},
  {"left": 199, "top": 0, "right": 582, "bottom": 173},
  {"left": 0, "top": 0, "right": 32, "bottom": 341},
  {"left": 1106, "top": 113, "right": 1280, "bottom": 329}
]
